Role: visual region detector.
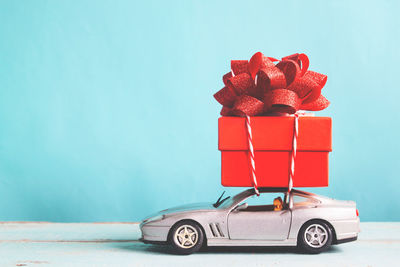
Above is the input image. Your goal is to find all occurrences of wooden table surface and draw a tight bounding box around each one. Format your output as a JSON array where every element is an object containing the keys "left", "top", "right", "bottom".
[{"left": 0, "top": 222, "right": 399, "bottom": 266}]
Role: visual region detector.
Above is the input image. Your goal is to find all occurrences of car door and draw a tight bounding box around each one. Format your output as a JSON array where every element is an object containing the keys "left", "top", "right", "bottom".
[
  {"left": 228, "top": 209, "right": 291, "bottom": 240},
  {"left": 227, "top": 193, "right": 292, "bottom": 240}
]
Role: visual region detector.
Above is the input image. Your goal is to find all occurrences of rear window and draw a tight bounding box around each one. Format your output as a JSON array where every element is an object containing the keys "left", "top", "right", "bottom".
[{"left": 292, "top": 194, "right": 318, "bottom": 206}]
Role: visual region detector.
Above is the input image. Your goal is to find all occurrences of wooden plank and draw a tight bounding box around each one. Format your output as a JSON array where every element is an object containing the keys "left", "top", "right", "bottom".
[
  {"left": 0, "top": 222, "right": 399, "bottom": 266},
  {"left": 0, "top": 222, "right": 141, "bottom": 242}
]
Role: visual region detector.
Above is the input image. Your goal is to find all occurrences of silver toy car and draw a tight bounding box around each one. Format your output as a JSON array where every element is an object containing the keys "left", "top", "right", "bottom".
[{"left": 140, "top": 188, "right": 359, "bottom": 254}]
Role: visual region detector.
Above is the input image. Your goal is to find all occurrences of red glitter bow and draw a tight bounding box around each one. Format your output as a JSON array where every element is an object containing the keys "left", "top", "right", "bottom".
[{"left": 214, "top": 52, "right": 330, "bottom": 116}]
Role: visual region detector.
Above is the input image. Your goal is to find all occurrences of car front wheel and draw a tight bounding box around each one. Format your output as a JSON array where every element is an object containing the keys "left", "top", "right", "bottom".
[
  {"left": 169, "top": 221, "right": 204, "bottom": 255},
  {"left": 298, "top": 221, "right": 333, "bottom": 254}
]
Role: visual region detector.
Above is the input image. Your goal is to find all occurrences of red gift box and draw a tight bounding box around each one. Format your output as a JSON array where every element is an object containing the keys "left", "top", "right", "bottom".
[{"left": 218, "top": 116, "right": 332, "bottom": 187}]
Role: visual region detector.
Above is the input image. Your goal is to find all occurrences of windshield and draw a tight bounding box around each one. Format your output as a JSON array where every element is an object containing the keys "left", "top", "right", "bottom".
[{"left": 217, "top": 189, "right": 253, "bottom": 209}]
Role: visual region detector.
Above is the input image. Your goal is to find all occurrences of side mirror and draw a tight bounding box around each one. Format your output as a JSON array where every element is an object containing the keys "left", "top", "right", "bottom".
[{"left": 235, "top": 202, "right": 248, "bottom": 211}]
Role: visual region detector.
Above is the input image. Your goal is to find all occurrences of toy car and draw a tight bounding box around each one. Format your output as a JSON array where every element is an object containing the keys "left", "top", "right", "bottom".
[{"left": 140, "top": 188, "right": 359, "bottom": 254}]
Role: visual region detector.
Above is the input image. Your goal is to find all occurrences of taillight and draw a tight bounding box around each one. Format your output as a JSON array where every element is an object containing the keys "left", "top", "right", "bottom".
[{"left": 356, "top": 209, "right": 359, "bottom": 217}]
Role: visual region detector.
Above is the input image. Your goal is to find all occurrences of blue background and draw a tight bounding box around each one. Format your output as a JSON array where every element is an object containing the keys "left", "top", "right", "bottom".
[{"left": 0, "top": 0, "right": 399, "bottom": 222}]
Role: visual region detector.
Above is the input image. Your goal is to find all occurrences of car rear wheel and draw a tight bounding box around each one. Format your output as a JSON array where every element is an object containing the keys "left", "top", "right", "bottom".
[
  {"left": 169, "top": 221, "right": 204, "bottom": 255},
  {"left": 298, "top": 221, "right": 332, "bottom": 254}
]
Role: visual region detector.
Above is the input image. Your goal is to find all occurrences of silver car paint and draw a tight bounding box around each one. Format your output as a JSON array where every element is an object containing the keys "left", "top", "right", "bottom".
[
  {"left": 228, "top": 209, "right": 292, "bottom": 240},
  {"left": 140, "top": 189, "right": 359, "bottom": 246}
]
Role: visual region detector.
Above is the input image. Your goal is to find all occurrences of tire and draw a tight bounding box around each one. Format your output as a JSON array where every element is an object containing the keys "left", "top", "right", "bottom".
[
  {"left": 298, "top": 220, "right": 333, "bottom": 254},
  {"left": 168, "top": 221, "right": 204, "bottom": 255}
]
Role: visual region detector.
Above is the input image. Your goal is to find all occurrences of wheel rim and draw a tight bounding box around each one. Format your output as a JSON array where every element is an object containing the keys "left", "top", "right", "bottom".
[
  {"left": 174, "top": 225, "right": 198, "bottom": 249},
  {"left": 304, "top": 224, "right": 328, "bottom": 248}
]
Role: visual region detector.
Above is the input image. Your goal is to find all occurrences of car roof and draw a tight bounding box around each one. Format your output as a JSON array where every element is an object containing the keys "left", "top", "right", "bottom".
[{"left": 253, "top": 188, "right": 314, "bottom": 197}]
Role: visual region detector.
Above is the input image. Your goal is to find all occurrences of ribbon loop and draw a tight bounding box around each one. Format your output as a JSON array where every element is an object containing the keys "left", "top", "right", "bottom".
[{"left": 214, "top": 52, "right": 329, "bottom": 116}]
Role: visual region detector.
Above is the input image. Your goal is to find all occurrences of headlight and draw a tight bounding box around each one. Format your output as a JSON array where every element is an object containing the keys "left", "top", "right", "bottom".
[{"left": 145, "top": 214, "right": 165, "bottom": 224}]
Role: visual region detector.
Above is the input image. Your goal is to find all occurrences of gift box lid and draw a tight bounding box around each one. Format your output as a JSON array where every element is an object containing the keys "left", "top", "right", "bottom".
[{"left": 218, "top": 116, "right": 332, "bottom": 151}]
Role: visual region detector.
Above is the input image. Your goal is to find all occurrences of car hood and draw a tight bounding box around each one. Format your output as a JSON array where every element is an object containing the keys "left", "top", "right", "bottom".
[{"left": 142, "top": 202, "right": 216, "bottom": 221}]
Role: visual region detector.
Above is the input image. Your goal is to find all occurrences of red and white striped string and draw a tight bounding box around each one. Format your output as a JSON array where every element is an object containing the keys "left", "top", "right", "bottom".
[
  {"left": 245, "top": 115, "right": 260, "bottom": 195},
  {"left": 244, "top": 113, "right": 301, "bottom": 195},
  {"left": 289, "top": 113, "right": 299, "bottom": 192},
  {"left": 238, "top": 67, "right": 302, "bottom": 194}
]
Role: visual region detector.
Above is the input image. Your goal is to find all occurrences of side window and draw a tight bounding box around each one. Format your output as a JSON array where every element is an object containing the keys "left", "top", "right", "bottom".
[
  {"left": 292, "top": 195, "right": 316, "bottom": 206},
  {"left": 239, "top": 192, "right": 287, "bottom": 211}
]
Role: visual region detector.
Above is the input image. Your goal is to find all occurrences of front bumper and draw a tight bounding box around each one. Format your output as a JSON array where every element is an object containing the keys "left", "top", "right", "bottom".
[{"left": 140, "top": 223, "right": 170, "bottom": 242}]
